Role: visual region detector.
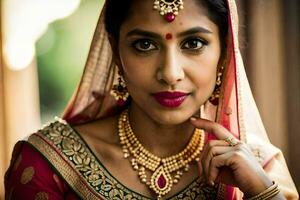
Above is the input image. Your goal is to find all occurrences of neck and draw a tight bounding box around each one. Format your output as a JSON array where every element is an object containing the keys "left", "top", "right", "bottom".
[{"left": 127, "top": 104, "right": 195, "bottom": 158}]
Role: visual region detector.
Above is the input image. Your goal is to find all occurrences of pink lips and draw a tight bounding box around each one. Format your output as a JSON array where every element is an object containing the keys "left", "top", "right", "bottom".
[{"left": 153, "top": 91, "right": 189, "bottom": 108}]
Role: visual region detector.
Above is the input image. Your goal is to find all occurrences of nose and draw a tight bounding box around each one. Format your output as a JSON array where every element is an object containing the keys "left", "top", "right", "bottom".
[{"left": 156, "top": 49, "right": 185, "bottom": 86}]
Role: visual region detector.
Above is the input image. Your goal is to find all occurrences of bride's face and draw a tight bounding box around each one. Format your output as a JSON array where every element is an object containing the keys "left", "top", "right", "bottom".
[{"left": 117, "top": 0, "right": 221, "bottom": 125}]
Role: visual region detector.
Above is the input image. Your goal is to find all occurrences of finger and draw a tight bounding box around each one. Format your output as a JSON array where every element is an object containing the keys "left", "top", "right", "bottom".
[
  {"left": 190, "top": 117, "right": 239, "bottom": 142},
  {"left": 200, "top": 140, "right": 230, "bottom": 181},
  {"left": 201, "top": 140, "right": 229, "bottom": 160},
  {"left": 208, "top": 151, "right": 233, "bottom": 184},
  {"left": 203, "top": 145, "right": 234, "bottom": 185}
]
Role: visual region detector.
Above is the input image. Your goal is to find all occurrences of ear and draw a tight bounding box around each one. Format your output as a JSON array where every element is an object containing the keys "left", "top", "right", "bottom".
[{"left": 108, "top": 35, "right": 124, "bottom": 73}]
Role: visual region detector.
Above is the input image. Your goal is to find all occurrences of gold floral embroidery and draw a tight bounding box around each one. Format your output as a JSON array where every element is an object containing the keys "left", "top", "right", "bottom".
[
  {"left": 20, "top": 166, "right": 35, "bottom": 184},
  {"left": 35, "top": 192, "right": 49, "bottom": 200},
  {"left": 13, "top": 154, "right": 22, "bottom": 171},
  {"left": 29, "top": 135, "right": 99, "bottom": 199},
  {"left": 29, "top": 120, "right": 219, "bottom": 199}
]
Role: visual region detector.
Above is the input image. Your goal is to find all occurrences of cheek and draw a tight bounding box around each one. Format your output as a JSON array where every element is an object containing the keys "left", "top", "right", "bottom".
[
  {"left": 192, "top": 69, "right": 216, "bottom": 91},
  {"left": 120, "top": 53, "right": 155, "bottom": 92},
  {"left": 188, "top": 58, "right": 219, "bottom": 98}
]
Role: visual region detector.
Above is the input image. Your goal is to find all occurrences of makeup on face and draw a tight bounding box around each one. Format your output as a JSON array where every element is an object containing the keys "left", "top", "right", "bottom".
[
  {"left": 165, "top": 33, "right": 173, "bottom": 40},
  {"left": 152, "top": 91, "right": 189, "bottom": 108},
  {"left": 117, "top": 0, "right": 221, "bottom": 124}
]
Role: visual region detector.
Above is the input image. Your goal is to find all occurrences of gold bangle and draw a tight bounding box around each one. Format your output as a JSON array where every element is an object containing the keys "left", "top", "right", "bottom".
[{"left": 245, "top": 182, "right": 280, "bottom": 200}]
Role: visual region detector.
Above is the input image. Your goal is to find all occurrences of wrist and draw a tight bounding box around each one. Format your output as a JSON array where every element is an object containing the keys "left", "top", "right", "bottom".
[
  {"left": 244, "top": 181, "right": 280, "bottom": 200},
  {"left": 243, "top": 176, "right": 273, "bottom": 198}
]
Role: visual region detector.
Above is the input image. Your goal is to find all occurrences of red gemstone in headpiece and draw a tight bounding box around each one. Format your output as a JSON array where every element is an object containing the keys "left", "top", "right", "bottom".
[
  {"left": 157, "top": 174, "right": 167, "bottom": 189},
  {"left": 165, "top": 13, "right": 175, "bottom": 23}
]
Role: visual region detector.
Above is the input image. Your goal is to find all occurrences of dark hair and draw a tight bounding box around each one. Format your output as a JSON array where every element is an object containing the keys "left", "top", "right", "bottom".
[
  {"left": 198, "top": 0, "right": 228, "bottom": 48},
  {"left": 104, "top": 0, "right": 228, "bottom": 47}
]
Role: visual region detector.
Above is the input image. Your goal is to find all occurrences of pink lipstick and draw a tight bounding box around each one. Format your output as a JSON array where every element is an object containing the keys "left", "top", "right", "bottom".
[{"left": 153, "top": 91, "right": 189, "bottom": 108}]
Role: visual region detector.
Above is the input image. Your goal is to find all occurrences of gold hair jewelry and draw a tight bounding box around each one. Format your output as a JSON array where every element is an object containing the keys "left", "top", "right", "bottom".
[
  {"left": 118, "top": 109, "right": 205, "bottom": 199},
  {"left": 153, "top": 0, "right": 184, "bottom": 23},
  {"left": 245, "top": 182, "right": 280, "bottom": 200},
  {"left": 110, "top": 72, "right": 129, "bottom": 106}
]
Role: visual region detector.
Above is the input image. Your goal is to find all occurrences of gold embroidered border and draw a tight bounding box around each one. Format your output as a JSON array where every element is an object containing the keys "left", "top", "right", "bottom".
[
  {"left": 216, "top": 183, "right": 226, "bottom": 200},
  {"left": 28, "top": 134, "right": 100, "bottom": 199},
  {"left": 28, "top": 120, "right": 220, "bottom": 199}
]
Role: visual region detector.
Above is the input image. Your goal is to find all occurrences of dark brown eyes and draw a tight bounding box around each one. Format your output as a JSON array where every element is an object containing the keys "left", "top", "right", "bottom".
[
  {"left": 133, "top": 39, "right": 157, "bottom": 52},
  {"left": 132, "top": 37, "right": 207, "bottom": 53},
  {"left": 182, "top": 38, "right": 206, "bottom": 50}
]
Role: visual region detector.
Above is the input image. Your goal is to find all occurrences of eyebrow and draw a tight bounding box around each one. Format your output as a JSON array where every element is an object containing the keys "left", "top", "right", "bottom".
[
  {"left": 126, "top": 29, "right": 161, "bottom": 39},
  {"left": 126, "top": 26, "right": 212, "bottom": 39},
  {"left": 177, "top": 26, "right": 212, "bottom": 37}
]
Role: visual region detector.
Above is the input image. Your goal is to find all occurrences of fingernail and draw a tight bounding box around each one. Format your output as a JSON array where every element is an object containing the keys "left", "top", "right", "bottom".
[
  {"left": 190, "top": 117, "right": 197, "bottom": 121},
  {"left": 210, "top": 181, "right": 215, "bottom": 186}
]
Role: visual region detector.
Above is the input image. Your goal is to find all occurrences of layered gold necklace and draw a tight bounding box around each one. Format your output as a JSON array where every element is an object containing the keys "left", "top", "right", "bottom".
[{"left": 118, "top": 109, "right": 205, "bottom": 199}]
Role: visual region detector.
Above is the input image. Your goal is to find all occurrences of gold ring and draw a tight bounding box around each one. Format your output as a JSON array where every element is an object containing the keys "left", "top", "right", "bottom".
[{"left": 224, "top": 136, "right": 238, "bottom": 146}]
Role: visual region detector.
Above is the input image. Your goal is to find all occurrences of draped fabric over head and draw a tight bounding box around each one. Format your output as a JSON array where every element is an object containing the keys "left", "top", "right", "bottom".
[{"left": 62, "top": 0, "right": 298, "bottom": 199}]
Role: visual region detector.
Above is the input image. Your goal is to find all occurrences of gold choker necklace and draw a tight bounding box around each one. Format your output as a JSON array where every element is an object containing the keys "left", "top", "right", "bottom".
[{"left": 118, "top": 109, "right": 205, "bottom": 199}]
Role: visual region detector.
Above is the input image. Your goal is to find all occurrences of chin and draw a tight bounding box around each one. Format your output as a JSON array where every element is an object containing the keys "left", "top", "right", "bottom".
[{"left": 150, "top": 108, "right": 195, "bottom": 126}]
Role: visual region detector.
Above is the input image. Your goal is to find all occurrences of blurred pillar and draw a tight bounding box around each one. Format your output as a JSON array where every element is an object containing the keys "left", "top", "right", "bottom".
[
  {"left": 3, "top": 60, "right": 41, "bottom": 154},
  {"left": 247, "top": 0, "right": 287, "bottom": 155},
  {"left": 0, "top": 2, "right": 41, "bottom": 199},
  {"left": 0, "top": 38, "right": 41, "bottom": 200},
  {"left": 0, "top": 61, "right": 41, "bottom": 200}
]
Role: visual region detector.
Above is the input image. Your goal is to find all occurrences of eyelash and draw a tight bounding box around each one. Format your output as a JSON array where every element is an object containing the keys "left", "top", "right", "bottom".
[
  {"left": 132, "top": 39, "right": 158, "bottom": 53},
  {"left": 181, "top": 37, "right": 208, "bottom": 51},
  {"left": 131, "top": 37, "right": 208, "bottom": 53}
]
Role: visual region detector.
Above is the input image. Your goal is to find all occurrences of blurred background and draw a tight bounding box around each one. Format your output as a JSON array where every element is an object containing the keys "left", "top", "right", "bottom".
[{"left": 0, "top": 0, "right": 299, "bottom": 199}]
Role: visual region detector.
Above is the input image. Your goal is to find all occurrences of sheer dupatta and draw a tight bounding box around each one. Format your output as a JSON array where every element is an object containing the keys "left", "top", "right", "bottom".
[{"left": 62, "top": 0, "right": 298, "bottom": 199}]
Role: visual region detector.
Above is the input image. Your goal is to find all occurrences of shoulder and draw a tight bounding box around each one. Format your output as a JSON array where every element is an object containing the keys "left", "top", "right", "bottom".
[
  {"left": 5, "top": 119, "right": 80, "bottom": 199},
  {"left": 4, "top": 140, "right": 74, "bottom": 199},
  {"left": 5, "top": 116, "right": 122, "bottom": 199},
  {"left": 29, "top": 114, "right": 119, "bottom": 148}
]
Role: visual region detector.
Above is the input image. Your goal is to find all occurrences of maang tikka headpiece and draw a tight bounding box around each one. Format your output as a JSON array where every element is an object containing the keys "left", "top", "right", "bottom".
[{"left": 153, "top": 0, "right": 184, "bottom": 23}]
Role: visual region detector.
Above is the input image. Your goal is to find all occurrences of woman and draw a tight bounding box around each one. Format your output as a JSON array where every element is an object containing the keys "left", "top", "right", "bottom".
[{"left": 4, "top": 0, "right": 298, "bottom": 199}]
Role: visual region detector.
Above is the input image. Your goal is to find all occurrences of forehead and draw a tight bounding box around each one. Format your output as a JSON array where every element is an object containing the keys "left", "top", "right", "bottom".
[{"left": 120, "top": 0, "right": 218, "bottom": 35}]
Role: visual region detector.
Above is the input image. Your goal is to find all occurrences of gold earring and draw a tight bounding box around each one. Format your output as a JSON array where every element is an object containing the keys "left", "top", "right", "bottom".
[
  {"left": 110, "top": 72, "right": 129, "bottom": 106},
  {"left": 209, "top": 66, "right": 224, "bottom": 105}
]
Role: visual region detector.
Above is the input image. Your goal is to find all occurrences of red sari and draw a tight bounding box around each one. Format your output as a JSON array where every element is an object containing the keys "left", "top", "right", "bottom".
[
  {"left": 5, "top": 119, "right": 223, "bottom": 200},
  {"left": 5, "top": 142, "right": 79, "bottom": 200}
]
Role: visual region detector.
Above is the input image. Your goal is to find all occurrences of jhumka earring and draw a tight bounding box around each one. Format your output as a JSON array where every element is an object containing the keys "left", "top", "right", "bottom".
[
  {"left": 153, "top": 0, "right": 184, "bottom": 23},
  {"left": 209, "top": 66, "right": 224, "bottom": 105},
  {"left": 110, "top": 72, "right": 129, "bottom": 106}
]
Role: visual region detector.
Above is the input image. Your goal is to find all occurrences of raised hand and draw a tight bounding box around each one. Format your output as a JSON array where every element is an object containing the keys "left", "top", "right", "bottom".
[{"left": 190, "top": 117, "right": 275, "bottom": 198}]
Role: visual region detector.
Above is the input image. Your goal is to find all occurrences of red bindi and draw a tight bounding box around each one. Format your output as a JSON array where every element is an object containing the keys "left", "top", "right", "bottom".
[{"left": 165, "top": 33, "right": 173, "bottom": 40}]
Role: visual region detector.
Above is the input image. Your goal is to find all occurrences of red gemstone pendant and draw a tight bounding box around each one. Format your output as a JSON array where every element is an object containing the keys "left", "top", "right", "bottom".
[
  {"left": 150, "top": 166, "right": 172, "bottom": 197},
  {"left": 157, "top": 174, "right": 167, "bottom": 189},
  {"left": 165, "top": 13, "right": 175, "bottom": 22}
]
